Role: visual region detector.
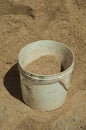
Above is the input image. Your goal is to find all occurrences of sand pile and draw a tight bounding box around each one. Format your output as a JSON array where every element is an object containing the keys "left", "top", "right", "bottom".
[{"left": 25, "top": 55, "right": 61, "bottom": 75}]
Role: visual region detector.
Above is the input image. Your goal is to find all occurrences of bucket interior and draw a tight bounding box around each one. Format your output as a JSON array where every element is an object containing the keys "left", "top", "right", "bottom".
[{"left": 18, "top": 40, "right": 74, "bottom": 73}]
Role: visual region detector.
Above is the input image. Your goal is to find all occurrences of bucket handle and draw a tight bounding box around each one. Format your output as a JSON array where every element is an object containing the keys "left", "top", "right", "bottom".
[{"left": 56, "top": 78, "right": 68, "bottom": 91}]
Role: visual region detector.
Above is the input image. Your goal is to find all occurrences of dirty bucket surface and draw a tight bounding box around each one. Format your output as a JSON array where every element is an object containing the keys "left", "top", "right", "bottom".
[{"left": 18, "top": 40, "right": 74, "bottom": 111}]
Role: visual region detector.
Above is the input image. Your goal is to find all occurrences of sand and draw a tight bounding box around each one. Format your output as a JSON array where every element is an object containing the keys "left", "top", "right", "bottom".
[
  {"left": 0, "top": 0, "right": 86, "bottom": 130},
  {"left": 25, "top": 55, "right": 61, "bottom": 75}
]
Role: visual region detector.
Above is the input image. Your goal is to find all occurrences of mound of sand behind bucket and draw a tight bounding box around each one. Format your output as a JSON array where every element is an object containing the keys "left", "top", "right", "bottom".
[{"left": 18, "top": 40, "right": 74, "bottom": 111}]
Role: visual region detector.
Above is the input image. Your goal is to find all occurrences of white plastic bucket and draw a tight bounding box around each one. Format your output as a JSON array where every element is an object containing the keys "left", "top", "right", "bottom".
[{"left": 18, "top": 40, "right": 74, "bottom": 111}]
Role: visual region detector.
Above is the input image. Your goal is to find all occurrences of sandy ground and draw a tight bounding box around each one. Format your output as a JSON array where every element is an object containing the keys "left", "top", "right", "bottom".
[{"left": 0, "top": 0, "right": 86, "bottom": 130}]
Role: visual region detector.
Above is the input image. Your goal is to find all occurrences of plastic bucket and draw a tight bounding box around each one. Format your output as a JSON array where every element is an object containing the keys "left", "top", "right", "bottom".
[{"left": 18, "top": 40, "right": 74, "bottom": 111}]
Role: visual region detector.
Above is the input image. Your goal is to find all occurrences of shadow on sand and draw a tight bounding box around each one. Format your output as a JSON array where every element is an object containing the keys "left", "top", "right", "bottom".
[
  {"left": 4, "top": 63, "right": 23, "bottom": 102},
  {"left": 0, "top": 0, "right": 35, "bottom": 18}
]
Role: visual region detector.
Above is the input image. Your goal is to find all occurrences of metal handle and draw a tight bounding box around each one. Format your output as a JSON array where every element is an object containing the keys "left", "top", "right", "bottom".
[{"left": 57, "top": 78, "right": 68, "bottom": 91}]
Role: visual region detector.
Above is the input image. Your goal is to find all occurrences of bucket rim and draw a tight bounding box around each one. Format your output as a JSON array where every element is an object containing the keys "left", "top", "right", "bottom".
[{"left": 18, "top": 40, "right": 74, "bottom": 80}]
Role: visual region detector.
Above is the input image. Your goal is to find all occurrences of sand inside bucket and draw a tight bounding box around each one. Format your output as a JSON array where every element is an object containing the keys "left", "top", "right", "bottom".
[{"left": 25, "top": 55, "right": 61, "bottom": 75}]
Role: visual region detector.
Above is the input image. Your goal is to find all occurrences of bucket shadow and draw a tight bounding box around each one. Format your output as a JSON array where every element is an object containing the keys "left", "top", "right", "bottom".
[
  {"left": 4, "top": 63, "right": 23, "bottom": 102},
  {"left": 0, "top": 0, "right": 35, "bottom": 18}
]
